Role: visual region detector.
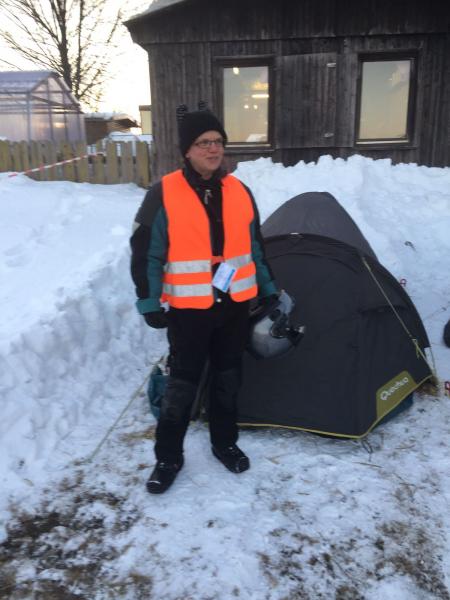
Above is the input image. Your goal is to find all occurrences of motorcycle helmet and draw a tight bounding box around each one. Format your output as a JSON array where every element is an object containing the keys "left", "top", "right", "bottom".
[{"left": 248, "top": 290, "right": 305, "bottom": 359}]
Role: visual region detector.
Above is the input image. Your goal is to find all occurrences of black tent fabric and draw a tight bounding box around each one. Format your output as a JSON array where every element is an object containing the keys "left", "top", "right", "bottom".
[
  {"left": 237, "top": 192, "right": 432, "bottom": 438},
  {"left": 262, "top": 191, "right": 377, "bottom": 260}
]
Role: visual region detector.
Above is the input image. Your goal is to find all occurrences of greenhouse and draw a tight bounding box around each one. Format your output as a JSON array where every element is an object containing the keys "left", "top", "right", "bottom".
[{"left": 0, "top": 70, "right": 85, "bottom": 142}]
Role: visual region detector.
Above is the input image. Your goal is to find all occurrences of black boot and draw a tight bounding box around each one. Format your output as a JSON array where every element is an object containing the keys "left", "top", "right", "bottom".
[
  {"left": 149, "top": 377, "right": 197, "bottom": 495},
  {"left": 212, "top": 444, "right": 250, "bottom": 473},
  {"left": 146, "top": 457, "right": 184, "bottom": 494},
  {"left": 208, "top": 367, "right": 240, "bottom": 449},
  {"left": 208, "top": 368, "right": 249, "bottom": 472}
]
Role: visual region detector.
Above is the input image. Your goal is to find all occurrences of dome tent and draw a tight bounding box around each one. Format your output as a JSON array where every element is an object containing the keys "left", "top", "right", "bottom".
[{"left": 237, "top": 192, "right": 433, "bottom": 438}]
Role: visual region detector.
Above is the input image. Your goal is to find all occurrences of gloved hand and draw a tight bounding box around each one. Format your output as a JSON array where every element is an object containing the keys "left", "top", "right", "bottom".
[
  {"left": 258, "top": 293, "right": 279, "bottom": 308},
  {"left": 143, "top": 310, "right": 168, "bottom": 329},
  {"left": 249, "top": 293, "right": 279, "bottom": 322}
]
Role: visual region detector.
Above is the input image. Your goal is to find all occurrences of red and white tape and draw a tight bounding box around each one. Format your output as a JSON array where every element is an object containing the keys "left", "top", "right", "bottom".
[{"left": 7, "top": 152, "right": 104, "bottom": 178}]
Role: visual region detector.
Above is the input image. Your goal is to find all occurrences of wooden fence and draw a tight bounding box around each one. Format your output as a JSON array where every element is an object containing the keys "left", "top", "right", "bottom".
[{"left": 0, "top": 140, "right": 151, "bottom": 187}]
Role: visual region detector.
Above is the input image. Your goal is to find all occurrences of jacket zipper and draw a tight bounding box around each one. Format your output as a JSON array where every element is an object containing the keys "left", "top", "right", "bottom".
[{"left": 203, "top": 189, "right": 212, "bottom": 205}]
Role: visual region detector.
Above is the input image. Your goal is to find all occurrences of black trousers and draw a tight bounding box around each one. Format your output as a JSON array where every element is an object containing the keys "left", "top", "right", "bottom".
[{"left": 154, "top": 296, "right": 250, "bottom": 462}]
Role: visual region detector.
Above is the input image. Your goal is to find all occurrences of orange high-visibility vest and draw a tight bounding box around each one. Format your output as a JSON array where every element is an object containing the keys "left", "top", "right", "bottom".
[{"left": 161, "top": 169, "right": 258, "bottom": 309}]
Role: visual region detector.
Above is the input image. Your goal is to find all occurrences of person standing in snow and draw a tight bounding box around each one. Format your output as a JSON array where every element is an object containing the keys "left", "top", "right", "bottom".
[{"left": 130, "top": 103, "right": 278, "bottom": 494}]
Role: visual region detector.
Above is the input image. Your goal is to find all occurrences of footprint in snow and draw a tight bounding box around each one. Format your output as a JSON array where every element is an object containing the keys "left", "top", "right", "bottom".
[{"left": 3, "top": 244, "right": 30, "bottom": 267}]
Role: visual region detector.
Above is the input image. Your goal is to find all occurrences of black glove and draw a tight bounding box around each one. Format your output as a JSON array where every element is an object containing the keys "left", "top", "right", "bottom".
[
  {"left": 250, "top": 293, "right": 279, "bottom": 322},
  {"left": 143, "top": 310, "right": 168, "bottom": 329},
  {"left": 259, "top": 293, "right": 279, "bottom": 308}
]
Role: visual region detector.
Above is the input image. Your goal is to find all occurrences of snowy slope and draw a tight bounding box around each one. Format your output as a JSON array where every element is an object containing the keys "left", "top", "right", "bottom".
[
  {"left": 0, "top": 156, "right": 449, "bottom": 599},
  {"left": 0, "top": 177, "right": 167, "bottom": 509}
]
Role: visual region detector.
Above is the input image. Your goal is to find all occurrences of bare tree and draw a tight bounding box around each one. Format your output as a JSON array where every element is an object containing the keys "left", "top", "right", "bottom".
[{"left": 0, "top": 0, "right": 123, "bottom": 108}]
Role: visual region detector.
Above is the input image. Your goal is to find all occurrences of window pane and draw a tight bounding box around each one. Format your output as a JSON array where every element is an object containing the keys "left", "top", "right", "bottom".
[
  {"left": 359, "top": 60, "right": 411, "bottom": 140},
  {"left": 223, "top": 66, "right": 269, "bottom": 143}
]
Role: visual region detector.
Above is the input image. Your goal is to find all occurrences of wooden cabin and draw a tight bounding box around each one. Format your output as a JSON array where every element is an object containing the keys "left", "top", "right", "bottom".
[
  {"left": 84, "top": 113, "right": 139, "bottom": 145},
  {"left": 125, "top": 0, "right": 449, "bottom": 180}
]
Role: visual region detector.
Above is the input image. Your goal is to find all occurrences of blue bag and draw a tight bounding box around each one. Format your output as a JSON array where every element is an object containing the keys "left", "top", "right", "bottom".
[{"left": 147, "top": 356, "right": 169, "bottom": 420}]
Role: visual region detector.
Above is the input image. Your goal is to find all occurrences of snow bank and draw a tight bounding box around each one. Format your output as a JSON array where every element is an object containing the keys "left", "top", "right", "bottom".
[{"left": 0, "top": 176, "right": 166, "bottom": 506}]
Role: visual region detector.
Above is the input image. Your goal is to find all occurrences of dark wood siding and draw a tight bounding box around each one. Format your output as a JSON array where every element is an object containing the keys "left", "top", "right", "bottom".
[
  {"left": 334, "top": 0, "right": 449, "bottom": 36},
  {"left": 277, "top": 53, "right": 337, "bottom": 148},
  {"left": 418, "top": 34, "right": 450, "bottom": 167},
  {"left": 281, "top": 0, "right": 336, "bottom": 39},
  {"left": 211, "top": 40, "right": 279, "bottom": 57},
  {"left": 129, "top": 0, "right": 449, "bottom": 45},
  {"left": 130, "top": 0, "right": 282, "bottom": 45},
  {"left": 147, "top": 42, "right": 214, "bottom": 178}
]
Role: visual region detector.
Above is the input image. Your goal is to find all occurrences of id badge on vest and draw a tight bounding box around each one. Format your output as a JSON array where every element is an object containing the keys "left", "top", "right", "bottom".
[{"left": 212, "top": 262, "right": 237, "bottom": 293}]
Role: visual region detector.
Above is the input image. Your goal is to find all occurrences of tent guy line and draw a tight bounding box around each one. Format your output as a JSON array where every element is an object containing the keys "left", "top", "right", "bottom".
[
  {"left": 81, "top": 372, "right": 152, "bottom": 465},
  {"left": 361, "top": 255, "right": 437, "bottom": 380}
]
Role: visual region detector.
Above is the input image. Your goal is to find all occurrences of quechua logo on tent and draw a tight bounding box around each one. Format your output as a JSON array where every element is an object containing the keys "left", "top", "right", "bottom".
[{"left": 376, "top": 371, "right": 416, "bottom": 418}]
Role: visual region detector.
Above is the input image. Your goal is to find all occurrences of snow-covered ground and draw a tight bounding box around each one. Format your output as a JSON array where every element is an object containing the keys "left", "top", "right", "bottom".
[{"left": 0, "top": 155, "right": 449, "bottom": 599}]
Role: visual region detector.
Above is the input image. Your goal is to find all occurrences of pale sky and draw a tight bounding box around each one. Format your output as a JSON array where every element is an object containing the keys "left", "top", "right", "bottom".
[
  {"left": 0, "top": 1, "right": 152, "bottom": 121},
  {"left": 97, "top": 1, "right": 151, "bottom": 120},
  {"left": 97, "top": 32, "right": 151, "bottom": 120}
]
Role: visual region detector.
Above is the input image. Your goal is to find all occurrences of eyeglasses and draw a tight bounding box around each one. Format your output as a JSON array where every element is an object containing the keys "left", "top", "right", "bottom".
[{"left": 193, "top": 138, "right": 225, "bottom": 149}]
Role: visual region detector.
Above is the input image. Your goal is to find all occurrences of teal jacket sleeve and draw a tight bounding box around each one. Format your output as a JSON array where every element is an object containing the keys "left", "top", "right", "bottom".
[
  {"left": 244, "top": 184, "right": 278, "bottom": 298},
  {"left": 130, "top": 183, "right": 168, "bottom": 314}
]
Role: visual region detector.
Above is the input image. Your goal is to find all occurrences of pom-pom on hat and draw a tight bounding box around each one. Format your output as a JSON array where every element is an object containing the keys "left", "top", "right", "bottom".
[{"left": 177, "top": 102, "right": 227, "bottom": 156}]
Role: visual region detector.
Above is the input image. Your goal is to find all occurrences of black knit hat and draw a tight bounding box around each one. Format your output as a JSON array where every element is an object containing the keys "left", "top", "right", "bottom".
[{"left": 177, "top": 102, "right": 227, "bottom": 156}]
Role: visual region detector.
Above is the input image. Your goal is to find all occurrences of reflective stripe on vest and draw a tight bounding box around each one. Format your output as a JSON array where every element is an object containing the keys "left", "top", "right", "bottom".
[
  {"left": 164, "top": 259, "right": 211, "bottom": 275},
  {"left": 162, "top": 283, "right": 212, "bottom": 297},
  {"left": 230, "top": 274, "right": 256, "bottom": 294},
  {"left": 161, "top": 170, "right": 258, "bottom": 309},
  {"left": 226, "top": 253, "right": 252, "bottom": 269}
]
